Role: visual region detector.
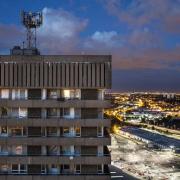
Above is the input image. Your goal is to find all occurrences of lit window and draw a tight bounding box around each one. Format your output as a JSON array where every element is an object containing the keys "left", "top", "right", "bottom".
[
  {"left": 47, "top": 90, "right": 59, "bottom": 99},
  {"left": 1, "top": 89, "right": 9, "bottom": 99},
  {"left": 75, "top": 127, "right": 81, "bottom": 137},
  {"left": 63, "top": 127, "right": 69, "bottom": 135}
]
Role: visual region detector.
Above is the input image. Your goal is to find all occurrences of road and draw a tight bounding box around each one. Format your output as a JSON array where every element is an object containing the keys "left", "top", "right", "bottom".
[
  {"left": 109, "top": 133, "right": 180, "bottom": 180},
  {"left": 110, "top": 165, "right": 138, "bottom": 180}
]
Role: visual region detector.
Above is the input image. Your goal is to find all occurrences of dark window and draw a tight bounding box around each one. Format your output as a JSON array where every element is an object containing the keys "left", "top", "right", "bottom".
[
  {"left": 81, "top": 89, "right": 98, "bottom": 100},
  {"left": 28, "top": 165, "right": 41, "bottom": 174},
  {"left": 27, "top": 146, "right": 41, "bottom": 155},
  {"left": 28, "top": 89, "right": 41, "bottom": 99},
  {"left": 28, "top": 127, "right": 41, "bottom": 137},
  {"left": 28, "top": 108, "right": 41, "bottom": 118}
]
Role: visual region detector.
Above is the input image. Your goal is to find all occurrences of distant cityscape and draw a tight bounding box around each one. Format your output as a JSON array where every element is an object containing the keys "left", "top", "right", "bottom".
[
  {"left": 107, "top": 92, "right": 180, "bottom": 129},
  {"left": 106, "top": 92, "right": 180, "bottom": 179}
]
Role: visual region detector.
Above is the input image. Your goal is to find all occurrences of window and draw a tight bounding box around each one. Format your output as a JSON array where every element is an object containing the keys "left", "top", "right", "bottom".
[
  {"left": 28, "top": 89, "right": 41, "bottom": 100},
  {"left": 62, "top": 146, "right": 71, "bottom": 155},
  {"left": 41, "top": 128, "right": 46, "bottom": 137},
  {"left": 47, "top": 108, "right": 58, "bottom": 117},
  {"left": 41, "top": 165, "right": 46, "bottom": 174},
  {"left": 47, "top": 127, "right": 57, "bottom": 136},
  {"left": 0, "top": 126, "right": 8, "bottom": 136},
  {"left": 1, "top": 89, "right": 9, "bottom": 99},
  {"left": 11, "top": 128, "right": 24, "bottom": 136},
  {"left": 12, "top": 164, "right": 19, "bottom": 173},
  {"left": 0, "top": 107, "right": 8, "bottom": 118},
  {"left": 62, "top": 165, "right": 70, "bottom": 173},
  {"left": 63, "top": 90, "right": 70, "bottom": 99},
  {"left": 97, "top": 165, "right": 103, "bottom": 173},
  {"left": 63, "top": 89, "right": 80, "bottom": 99},
  {"left": 47, "top": 90, "right": 59, "bottom": 99},
  {"left": 14, "top": 89, "right": 19, "bottom": 99},
  {"left": 63, "top": 128, "right": 69, "bottom": 135},
  {"left": 47, "top": 146, "right": 58, "bottom": 155},
  {"left": 50, "top": 164, "right": 59, "bottom": 174},
  {"left": 12, "top": 164, "right": 27, "bottom": 174},
  {"left": 0, "top": 146, "right": 8, "bottom": 155},
  {"left": 97, "top": 127, "right": 103, "bottom": 137},
  {"left": 11, "top": 108, "right": 19, "bottom": 118},
  {"left": 23, "top": 128, "right": 26, "bottom": 136},
  {"left": 20, "top": 164, "right": 27, "bottom": 174},
  {"left": 74, "top": 90, "right": 80, "bottom": 99},
  {"left": 19, "top": 90, "right": 25, "bottom": 99},
  {"left": 12, "top": 146, "right": 23, "bottom": 155},
  {"left": 75, "top": 165, "right": 81, "bottom": 174},
  {"left": 19, "top": 108, "right": 27, "bottom": 118},
  {"left": 1, "top": 164, "right": 8, "bottom": 172},
  {"left": 63, "top": 108, "right": 70, "bottom": 117},
  {"left": 75, "top": 108, "right": 81, "bottom": 118},
  {"left": 75, "top": 127, "right": 81, "bottom": 137},
  {"left": 12, "top": 89, "right": 26, "bottom": 100}
]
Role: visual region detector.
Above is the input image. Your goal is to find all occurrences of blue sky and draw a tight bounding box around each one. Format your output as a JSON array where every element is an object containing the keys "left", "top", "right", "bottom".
[{"left": 0, "top": 0, "right": 180, "bottom": 92}]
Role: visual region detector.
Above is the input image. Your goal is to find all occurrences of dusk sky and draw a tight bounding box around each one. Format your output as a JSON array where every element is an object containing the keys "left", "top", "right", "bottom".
[{"left": 0, "top": 0, "right": 180, "bottom": 92}]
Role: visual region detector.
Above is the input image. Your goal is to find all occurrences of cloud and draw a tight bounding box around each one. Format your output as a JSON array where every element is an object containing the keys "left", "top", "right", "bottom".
[
  {"left": 112, "top": 47, "right": 180, "bottom": 70},
  {"left": 102, "top": 0, "right": 180, "bottom": 33},
  {"left": 0, "top": 7, "right": 88, "bottom": 54},
  {"left": 91, "top": 31, "right": 117, "bottom": 43},
  {"left": 38, "top": 7, "right": 88, "bottom": 54},
  {"left": 84, "top": 31, "right": 123, "bottom": 49},
  {"left": 0, "top": 6, "right": 179, "bottom": 72}
]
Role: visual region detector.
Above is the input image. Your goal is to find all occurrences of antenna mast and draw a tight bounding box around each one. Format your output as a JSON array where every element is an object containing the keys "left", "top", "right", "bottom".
[{"left": 21, "top": 11, "right": 43, "bottom": 49}]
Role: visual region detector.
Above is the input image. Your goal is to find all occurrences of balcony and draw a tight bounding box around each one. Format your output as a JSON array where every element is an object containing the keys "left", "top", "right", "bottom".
[
  {"left": 0, "top": 137, "right": 111, "bottom": 146},
  {"left": 0, "top": 99, "right": 110, "bottom": 108},
  {"left": 0, "top": 156, "right": 111, "bottom": 165}
]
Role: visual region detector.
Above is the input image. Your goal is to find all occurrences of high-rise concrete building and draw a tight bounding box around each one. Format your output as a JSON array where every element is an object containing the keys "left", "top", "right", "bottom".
[{"left": 0, "top": 53, "right": 112, "bottom": 180}]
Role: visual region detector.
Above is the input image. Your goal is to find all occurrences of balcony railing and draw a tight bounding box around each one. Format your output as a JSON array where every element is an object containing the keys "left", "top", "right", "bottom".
[
  {"left": 0, "top": 153, "right": 110, "bottom": 157},
  {"left": 0, "top": 96, "right": 103, "bottom": 101},
  {"left": 0, "top": 134, "right": 110, "bottom": 138},
  {"left": 0, "top": 116, "right": 106, "bottom": 120},
  {"left": 0, "top": 172, "right": 110, "bottom": 175}
]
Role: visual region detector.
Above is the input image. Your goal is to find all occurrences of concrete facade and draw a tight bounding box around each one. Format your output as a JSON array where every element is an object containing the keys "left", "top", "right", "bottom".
[{"left": 0, "top": 55, "right": 111, "bottom": 180}]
